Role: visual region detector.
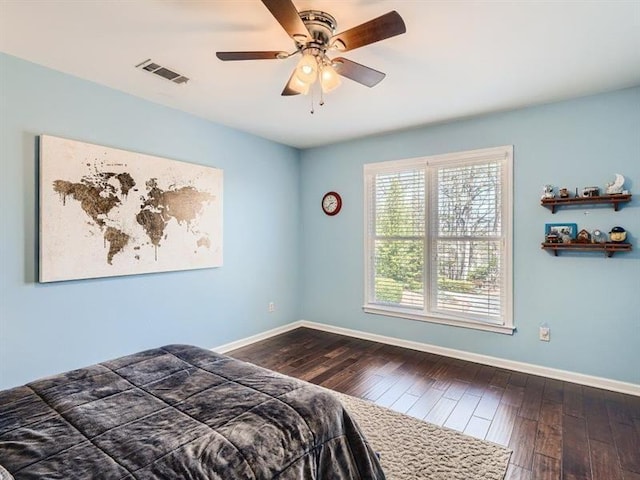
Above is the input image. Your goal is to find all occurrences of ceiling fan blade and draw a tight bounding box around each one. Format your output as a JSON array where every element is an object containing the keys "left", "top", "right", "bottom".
[
  {"left": 331, "top": 11, "right": 406, "bottom": 52},
  {"left": 332, "top": 58, "right": 386, "bottom": 87},
  {"left": 216, "top": 51, "right": 287, "bottom": 61},
  {"left": 262, "top": 0, "right": 310, "bottom": 41}
]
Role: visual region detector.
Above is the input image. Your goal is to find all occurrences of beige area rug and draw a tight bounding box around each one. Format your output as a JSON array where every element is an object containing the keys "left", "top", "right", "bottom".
[{"left": 334, "top": 391, "right": 512, "bottom": 480}]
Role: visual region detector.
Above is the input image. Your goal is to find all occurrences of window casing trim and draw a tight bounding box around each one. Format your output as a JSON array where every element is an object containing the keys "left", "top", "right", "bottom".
[
  {"left": 362, "top": 304, "right": 516, "bottom": 334},
  {"left": 363, "top": 145, "right": 513, "bottom": 334}
]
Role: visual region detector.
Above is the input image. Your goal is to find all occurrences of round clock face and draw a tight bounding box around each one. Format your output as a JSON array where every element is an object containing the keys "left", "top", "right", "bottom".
[{"left": 322, "top": 191, "right": 342, "bottom": 216}]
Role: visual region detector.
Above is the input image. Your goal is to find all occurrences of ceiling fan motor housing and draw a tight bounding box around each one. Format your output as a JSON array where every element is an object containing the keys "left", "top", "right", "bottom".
[{"left": 298, "top": 10, "right": 336, "bottom": 48}]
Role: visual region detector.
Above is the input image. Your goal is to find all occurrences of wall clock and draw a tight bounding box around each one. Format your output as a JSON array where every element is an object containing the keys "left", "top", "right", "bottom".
[{"left": 322, "top": 191, "right": 342, "bottom": 216}]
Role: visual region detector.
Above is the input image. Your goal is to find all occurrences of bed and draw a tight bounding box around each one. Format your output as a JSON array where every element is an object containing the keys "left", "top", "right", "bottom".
[{"left": 0, "top": 344, "right": 385, "bottom": 479}]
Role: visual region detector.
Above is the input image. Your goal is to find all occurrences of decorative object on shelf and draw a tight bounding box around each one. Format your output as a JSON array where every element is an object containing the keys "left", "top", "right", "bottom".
[
  {"left": 582, "top": 186, "right": 600, "bottom": 197},
  {"left": 541, "top": 184, "right": 555, "bottom": 199},
  {"left": 545, "top": 223, "right": 577, "bottom": 240},
  {"left": 545, "top": 233, "right": 561, "bottom": 244},
  {"left": 592, "top": 229, "right": 607, "bottom": 244},
  {"left": 321, "top": 191, "right": 342, "bottom": 216},
  {"left": 559, "top": 187, "right": 570, "bottom": 198},
  {"left": 576, "top": 229, "right": 591, "bottom": 243},
  {"left": 605, "top": 173, "right": 625, "bottom": 195},
  {"left": 609, "top": 226, "right": 627, "bottom": 243}
]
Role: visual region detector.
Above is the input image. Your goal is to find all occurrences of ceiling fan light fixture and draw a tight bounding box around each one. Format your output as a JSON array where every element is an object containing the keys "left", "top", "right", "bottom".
[
  {"left": 286, "top": 74, "right": 311, "bottom": 95},
  {"left": 320, "top": 64, "right": 341, "bottom": 93},
  {"left": 295, "top": 53, "right": 318, "bottom": 84}
]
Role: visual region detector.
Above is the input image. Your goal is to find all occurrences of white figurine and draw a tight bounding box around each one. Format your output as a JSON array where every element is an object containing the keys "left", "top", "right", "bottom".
[
  {"left": 541, "top": 184, "right": 555, "bottom": 199},
  {"left": 605, "top": 173, "right": 625, "bottom": 195}
]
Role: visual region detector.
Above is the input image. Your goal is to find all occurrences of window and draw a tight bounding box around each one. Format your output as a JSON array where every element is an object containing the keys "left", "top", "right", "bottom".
[{"left": 363, "top": 146, "right": 513, "bottom": 334}]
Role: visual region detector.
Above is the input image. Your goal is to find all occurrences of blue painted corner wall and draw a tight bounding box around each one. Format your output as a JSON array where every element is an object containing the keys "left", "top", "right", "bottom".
[
  {"left": 0, "top": 54, "right": 301, "bottom": 389},
  {"left": 299, "top": 86, "right": 640, "bottom": 385},
  {"left": 2, "top": 52, "right": 639, "bottom": 389}
]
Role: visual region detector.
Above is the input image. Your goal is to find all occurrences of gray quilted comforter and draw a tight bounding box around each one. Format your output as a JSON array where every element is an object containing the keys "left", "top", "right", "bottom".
[{"left": 0, "top": 344, "right": 385, "bottom": 479}]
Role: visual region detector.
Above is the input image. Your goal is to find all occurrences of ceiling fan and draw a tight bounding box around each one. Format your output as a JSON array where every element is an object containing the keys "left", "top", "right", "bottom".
[{"left": 216, "top": 0, "right": 406, "bottom": 97}]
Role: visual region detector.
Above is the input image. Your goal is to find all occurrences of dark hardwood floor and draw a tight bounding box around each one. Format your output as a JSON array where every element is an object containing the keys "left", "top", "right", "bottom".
[{"left": 228, "top": 327, "right": 640, "bottom": 480}]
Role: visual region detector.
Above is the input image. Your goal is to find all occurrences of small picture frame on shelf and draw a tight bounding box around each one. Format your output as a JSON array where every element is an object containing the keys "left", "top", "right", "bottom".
[{"left": 545, "top": 223, "right": 578, "bottom": 240}]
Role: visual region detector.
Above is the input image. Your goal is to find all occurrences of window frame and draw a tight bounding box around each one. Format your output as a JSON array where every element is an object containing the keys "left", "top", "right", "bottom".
[{"left": 363, "top": 146, "right": 514, "bottom": 335}]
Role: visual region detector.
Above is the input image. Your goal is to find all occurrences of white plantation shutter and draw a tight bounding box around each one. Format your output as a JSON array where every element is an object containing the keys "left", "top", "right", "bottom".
[
  {"left": 364, "top": 146, "right": 513, "bottom": 333},
  {"left": 369, "top": 167, "right": 425, "bottom": 308}
]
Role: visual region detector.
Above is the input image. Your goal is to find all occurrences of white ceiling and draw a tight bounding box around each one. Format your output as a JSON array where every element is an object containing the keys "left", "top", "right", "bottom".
[{"left": 1, "top": 1, "right": 639, "bottom": 149}]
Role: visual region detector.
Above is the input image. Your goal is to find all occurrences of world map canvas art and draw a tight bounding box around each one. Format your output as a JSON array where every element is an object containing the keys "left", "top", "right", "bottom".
[{"left": 39, "top": 135, "right": 223, "bottom": 282}]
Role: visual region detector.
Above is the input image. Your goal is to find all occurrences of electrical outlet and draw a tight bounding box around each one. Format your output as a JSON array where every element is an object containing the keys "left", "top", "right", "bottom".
[
  {"left": 539, "top": 326, "right": 550, "bottom": 342},
  {"left": 268, "top": 302, "right": 275, "bottom": 313}
]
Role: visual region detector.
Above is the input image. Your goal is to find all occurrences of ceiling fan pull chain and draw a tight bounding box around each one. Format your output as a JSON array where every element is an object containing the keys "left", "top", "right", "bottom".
[
  {"left": 319, "top": 78, "right": 325, "bottom": 107},
  {"left": 310, "top": 90, "right": 315, "bottom": 114}
]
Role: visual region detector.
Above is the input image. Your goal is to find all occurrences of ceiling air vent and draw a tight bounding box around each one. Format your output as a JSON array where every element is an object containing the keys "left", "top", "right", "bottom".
[{"left": 135, "top": 59, "right": 189, "bottom": 85}]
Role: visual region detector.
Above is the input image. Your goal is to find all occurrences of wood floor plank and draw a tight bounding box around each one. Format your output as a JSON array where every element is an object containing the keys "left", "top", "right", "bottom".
[
  {"left": 543, "top": 378, "right": 564, "bottom": 404},
  {"left": 519, "top": 376, "right": 544, "bottom": 421},
  {"left": 532, "top": 453, "right": 561, "bottom": 480},
  {"left": 606, "top": 391, "right": 636, "bottom": 426},
  {"left": 485, "top": 402, "right": 519, "bottom": 446},
  {"left": 405, "top": 386, "right": 444, "bottom": 420},
  {"left": 589, "top": 439, "right": 623, "bottom": 480},
  {"left": 442, "top": 379, "right": 470, "bottom": 401},
  {"left": 626, "top": 395, "right": 640, "bottom": 420},
  {"left": 362, "top": 374, "right": 404, "bottom": 402},
  {"left": 509, "top": 371, "right": 529, "bottom": 387},
  {"left": 611, "top": 420, "right": 640, "bottom": 474},
  {"left": 490, "top": 369, "right": 511, "bottom": 389},
  {"left": 509, "top": 416, "right": 537, "bottom": 469},
  {"left": 562, "top": 414, "right": 591, "bottom": 480},
  {"left": 429, "top": 359, "right": 457, "bottom": 391},
  {"left": 339, "top": 372, "right": 385, "bottom": 397},
  {"left": 304, "top": 355, "right": 360, "bottom": 384},
  {"left": 375, "top": 376, "right": 416, "bottom": 407},
  {"left": 505, "top": 463, "right": 532, "bottom": 480},
  {"left": 227, "top": 327, "right": 638, "bottom": 480},
  {"left": 501, "top": 383, "right": 526, "bottom": 408},
  {"left": 464, "top": 415, "right": 491, "bottom": 439},
  {"left": 535, "top": 421, "right": 562, "bottom": 460},
  {"left": 405, "top": 375, "right": 435, "bottom": 398},
  {"left": 466, "top": 364, "right": 497, "bottom": 396},
  {"left": 424, "top": 396, "right": 457, "bottom": 426},
  {"left": 540, "top": 400, "right": 563, "bottom": 426},
  {"left": 474, "top": 385, "right": 503, "bottom": 420},
  {"left": 444, "top": 392, "right": 481, "bottom": 431},
  {"left": 564, "top": 382, "right": 585, "bottom": 419},
  {"left": 389, "top": 392, "right": 420, "bottom": 414},
  {"left": 584, "top": 386, "right": 614, "bottom": 444}
]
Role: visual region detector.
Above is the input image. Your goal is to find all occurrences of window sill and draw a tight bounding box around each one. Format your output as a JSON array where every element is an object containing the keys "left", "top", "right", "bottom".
[{"left": 362, "top": 305, "right": 515, "bottom": 335}]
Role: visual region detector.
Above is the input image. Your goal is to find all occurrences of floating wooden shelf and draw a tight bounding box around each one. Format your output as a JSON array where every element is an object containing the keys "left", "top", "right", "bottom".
[
  {"left": 541, "top": 242, "right": 632, "bottom": 258},
  {"left": 541, "top": 194, "right": 631, "bottom": 214}
]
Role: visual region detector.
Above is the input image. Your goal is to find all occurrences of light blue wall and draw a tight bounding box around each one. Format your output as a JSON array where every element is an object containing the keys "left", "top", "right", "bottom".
[
  {"left": 0, "top": 54, "right": 301, "bottom": 389},
  {"left": 2, "top": 53, "right": 639, "bottom": 390},
  {"left": 300, "top": 87, "right": 640, "bottom": 385}
]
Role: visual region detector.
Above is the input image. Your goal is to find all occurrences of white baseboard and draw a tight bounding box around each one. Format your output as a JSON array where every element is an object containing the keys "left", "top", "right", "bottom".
[
  {"left": 214, "top": 319, "right": 640, "bottom": 397},
  {"left": 213, "top": 321, "right": 305, "bottom": 353}
]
